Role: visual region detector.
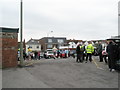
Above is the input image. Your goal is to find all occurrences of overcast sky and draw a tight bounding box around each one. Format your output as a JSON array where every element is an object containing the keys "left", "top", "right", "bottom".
[{"left": 0, "top": 0, "right": 119, "bottom": 41}]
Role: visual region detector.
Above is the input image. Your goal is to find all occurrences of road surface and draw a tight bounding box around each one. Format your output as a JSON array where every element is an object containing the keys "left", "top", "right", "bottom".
[{"left": 2, "top": 56, "right": 119, "bottom": 88}]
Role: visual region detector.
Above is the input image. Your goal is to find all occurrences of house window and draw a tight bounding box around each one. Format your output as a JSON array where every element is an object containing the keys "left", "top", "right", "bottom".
[
  {"left": 48, "top": 39, "right": 52, "bottom": 43},
  {"left": 57, "top": 39, "right": 64, "bottom": 43},
  {"left": 47, "top": 44, "right": 53, "bottom": 48},
  {"left": 36, "top": 46, "right": 39, "bottom": 49},
  {"left": 31, "top": 40, "right": 34, "bottom": 42},
  {"left": 115, "top": 40, "right": 120, "bottom": 42}
]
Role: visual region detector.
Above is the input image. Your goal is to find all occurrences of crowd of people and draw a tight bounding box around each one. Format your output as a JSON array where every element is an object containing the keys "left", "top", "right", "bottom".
[
  {"left": 18, "top": 50, "right": 41, "bottom": 60},
  {"left": 75, "top": 40, "right": 120, "bottom": 72},
  {"left": 18, "top": 40, "right": 120, "bottom": 72},
  {"left": 18, "top": 48, "right": 71, "bottom": 60}
]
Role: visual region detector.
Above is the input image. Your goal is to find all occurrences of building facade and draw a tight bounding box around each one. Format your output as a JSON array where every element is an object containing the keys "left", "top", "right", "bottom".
[
  {"left": 39, "top": 37, "right": 67, "bottom": 51},
  {"left": 26, "top": 38, "right": 41, "bottom": 53}
]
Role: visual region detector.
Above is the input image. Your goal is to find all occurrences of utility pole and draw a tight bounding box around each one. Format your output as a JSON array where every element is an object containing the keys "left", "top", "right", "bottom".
[
  {"left": 47, "top": 31, "right": 53, "bottom": 37},
  {"left": 20, "top": 0, "right": 24, "bottom": 66},
  {"left": 118, "top": 1, "right": 120, "bottom": 36}
]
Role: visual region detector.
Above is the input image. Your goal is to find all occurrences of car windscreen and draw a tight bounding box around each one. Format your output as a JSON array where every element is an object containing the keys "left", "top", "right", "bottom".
[{"left": 48, "top": 51, "right": 54, "bottom": 54}]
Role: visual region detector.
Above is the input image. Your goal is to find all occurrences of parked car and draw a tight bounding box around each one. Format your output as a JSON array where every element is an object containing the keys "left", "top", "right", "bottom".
[{"left": 44, "top": 51, "right": 55, "bottom": 59}]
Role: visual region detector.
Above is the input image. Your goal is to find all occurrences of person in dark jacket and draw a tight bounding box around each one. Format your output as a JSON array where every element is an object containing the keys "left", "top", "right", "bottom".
[
  {"left": 34, "top": 51, "right": 38, "bottom": 60},
  {"left": 80, "top": 43, "right": 86, "bottom": 62},
  {"left": 23, "top": 50, "right": 26, "bottom": 60},
  {"left": 76, "top": 44, "right": 82, "bottom": 63},
  {"left": 97, "top": 41, "right": 103, "bottom": 62},
  {"left": 106, "top": 40, "right": 118, "bottom": 72}
]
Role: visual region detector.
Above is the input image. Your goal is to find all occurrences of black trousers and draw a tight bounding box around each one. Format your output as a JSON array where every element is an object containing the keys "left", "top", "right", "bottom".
[
  {"left": 76, "top": 54, "right": 82, "bottom": 62},
  {"left": 102, "top": 55, "right": 107, "bottom": 63},
  {"left": 108, "top": 55, "right": 116, "bottom": 69},
  {"left": 86, "top": 53, "right": 92, "bottom": 62},
  {"left": 80, "top": 52, "right": 85, "bottom": 62},
  {"left": 99, "top": 52, "right": 103, "bottom": 62}
]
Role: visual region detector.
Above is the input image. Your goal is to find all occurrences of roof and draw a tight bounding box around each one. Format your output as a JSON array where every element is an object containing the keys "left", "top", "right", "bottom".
[
  {"left": 26, "top": 39, "right": 40, "bottom": 45},
  {"left": 0, "top": 27, "right": 19, "bottom": 33},
  {"left": 40, "top": 37, "right": 67, "bottom": 44},
  {"left": 41, "top": 37, "right": 66, "bottom": 39},
  {"left": 107, "top": 35, "right": 120, "bottom": 40}
]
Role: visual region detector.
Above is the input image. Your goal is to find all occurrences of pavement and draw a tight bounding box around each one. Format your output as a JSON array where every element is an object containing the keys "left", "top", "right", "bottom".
[
  {"left": 2, "top": 56, "right": 119, "bottom": 88},
  {"left": 2, "top": 67, "right": 51, "bottom": 88}
]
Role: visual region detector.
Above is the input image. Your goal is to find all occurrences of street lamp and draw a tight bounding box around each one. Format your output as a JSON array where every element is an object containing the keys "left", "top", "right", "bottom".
[
  {"left": 47, "top": 31, "right": 53, "bottom": 37},
  {"left": 20, "top": 0, "right": 24, "bottom": 66}
]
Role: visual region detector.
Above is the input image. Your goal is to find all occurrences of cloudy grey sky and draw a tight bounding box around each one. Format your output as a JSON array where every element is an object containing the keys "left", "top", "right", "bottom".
[{"left": 0, "top": 0, "right": 119, "bottom": 41}]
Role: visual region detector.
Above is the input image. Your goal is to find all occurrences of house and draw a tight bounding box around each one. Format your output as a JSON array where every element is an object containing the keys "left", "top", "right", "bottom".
[
  {"left": 67, "top": 39, "right": 83, "bottom": 44},
  {"left": 66, "top": 39, "right": 83, "bottom": 50},
  {"left": 107, "top": 35, "right": 120, "bottom": 45},
  {"left": 26, "top": 38, "right": 41, "bottom": 53},
  {"left": 39, "top": 37, "right": 67, "bottom": 51}
]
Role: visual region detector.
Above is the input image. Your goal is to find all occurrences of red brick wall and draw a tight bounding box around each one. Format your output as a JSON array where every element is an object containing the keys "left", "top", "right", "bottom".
[
  {"left": 0, "top": 38, "right": 2, "bottom": 67},
  {"left": 1, "top": 33, "right": 18, "bottom": 68}
]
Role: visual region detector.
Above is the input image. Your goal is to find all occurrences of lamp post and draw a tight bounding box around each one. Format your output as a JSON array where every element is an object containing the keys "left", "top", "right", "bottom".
[
  {"left": 118, "top": 1, "right": 120, "bottom": 36},
  {"left": 20, "top": 0, "right": 24, "bottom": 66},
  {"left": 47, "top": 31, "right": 53, "bottom": 37}
]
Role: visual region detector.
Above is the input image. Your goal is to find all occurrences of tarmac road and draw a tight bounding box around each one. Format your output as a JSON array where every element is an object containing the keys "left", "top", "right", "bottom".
[{"left": 2, "top": 56, "right": 119, "bottom": 88}]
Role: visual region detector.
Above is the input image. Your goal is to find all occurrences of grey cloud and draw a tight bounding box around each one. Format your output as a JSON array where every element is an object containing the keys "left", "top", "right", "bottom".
[
  {"left": 1, "top": 0, "right": 119, "bottom": 41},
  {"left": 1, "top": 1, "right": 19, "bottom": 27}
]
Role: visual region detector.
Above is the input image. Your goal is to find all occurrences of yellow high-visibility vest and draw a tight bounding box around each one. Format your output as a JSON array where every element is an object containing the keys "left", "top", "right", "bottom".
[
  {"left": 80, "top": 45, "right": 84, "bottom": 48},
  {"left": 86, "top": 44, "right": 94, "bottom": 53}
]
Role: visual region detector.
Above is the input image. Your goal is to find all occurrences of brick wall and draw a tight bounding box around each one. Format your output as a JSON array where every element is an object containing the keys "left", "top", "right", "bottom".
[
  {"left": 1, "top": 32, "right": 18, "bottom": 68},
  {"left": 0, "top": 38, "right": 2, "bottom": 68}
]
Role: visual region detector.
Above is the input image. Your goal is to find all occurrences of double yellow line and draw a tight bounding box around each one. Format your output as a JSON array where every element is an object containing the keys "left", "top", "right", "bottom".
[{"left": 93, "top": 59, "right": 104, "bottom": 70}]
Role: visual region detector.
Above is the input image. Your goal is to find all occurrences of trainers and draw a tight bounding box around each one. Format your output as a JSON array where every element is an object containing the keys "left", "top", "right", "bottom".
[
  {"left": 111, "top": 69, "right": 115, "bottom": 72},
  {"left": 85, "top": 61, "right": 87, "bottom": 63}
]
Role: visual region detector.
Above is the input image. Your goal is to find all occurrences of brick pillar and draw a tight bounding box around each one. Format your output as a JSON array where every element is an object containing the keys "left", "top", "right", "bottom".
[
  {"left": 0, "top": 27, "right": 19, "bottom": 68},
  {"left": 0, "top": 37, "right": 2, "bottom": 68}
]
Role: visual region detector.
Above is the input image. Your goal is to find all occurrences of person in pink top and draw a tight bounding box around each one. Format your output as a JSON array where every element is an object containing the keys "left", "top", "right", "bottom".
[
  {"left": 38, "top": 51, "right": 40, "bottom": 60},
  {"left": 102, "top": 47, "right": 108, "bottom": 64}
]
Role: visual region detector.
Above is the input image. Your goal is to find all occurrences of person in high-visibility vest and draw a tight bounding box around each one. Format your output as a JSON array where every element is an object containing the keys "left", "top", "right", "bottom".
[{"left": 85, "top": 41, "right": 94, "bottom": 63}]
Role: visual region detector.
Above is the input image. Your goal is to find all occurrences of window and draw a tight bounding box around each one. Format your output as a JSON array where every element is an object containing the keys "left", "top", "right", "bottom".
[
  {"left": 31, "top": 40, "right": 34, "bottom": 42},
  {"left": 115, "top": 40, "right": 120, "bottom": 42},
  {"left": 47, "top": 44, "right": 53, "bottom": 48},
  {"left": 57, "top": 39, "right": 64, "bottom": 43},
  {"left": 36, "top": 46, "right": 39, "bottom": 49},
  {"left": 48, "top": 39, "right": 52, "bottom": 43}
]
